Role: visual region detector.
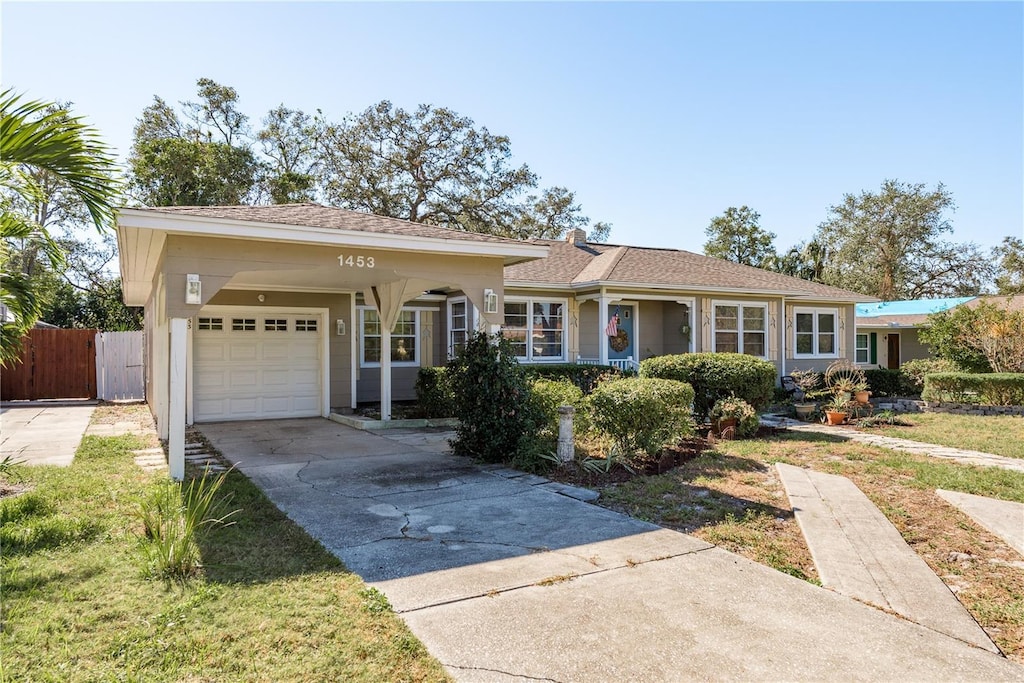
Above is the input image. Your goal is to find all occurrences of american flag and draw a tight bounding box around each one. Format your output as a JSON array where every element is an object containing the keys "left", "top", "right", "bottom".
[{"left": 605, "top": 314, "right": 619, "bottom": 337}]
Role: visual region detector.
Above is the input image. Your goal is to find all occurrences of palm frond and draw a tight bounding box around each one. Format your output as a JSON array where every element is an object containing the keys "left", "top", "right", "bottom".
[{"left": 0, "top": 89, "right": 121, "bottom": 232}]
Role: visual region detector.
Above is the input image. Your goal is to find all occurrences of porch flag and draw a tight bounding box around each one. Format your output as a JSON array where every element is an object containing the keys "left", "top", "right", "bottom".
[{"left": 605, "top": 308, "right": 620, "bottom": 337}]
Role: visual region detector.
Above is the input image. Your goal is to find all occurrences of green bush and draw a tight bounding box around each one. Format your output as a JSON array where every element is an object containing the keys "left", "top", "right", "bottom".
[
  {"left": 709, "top": 397, "right": 759, "bottom": 438},
  {"left": 520, "top": 363, "right": 620, "bottom": 394},
  {"left": 415, "top": 367, "right": 455, "bottom": 418},
  {"left": 864, "top": 368, "right": 901, "bottom": 397},
  {"left": 899, "top": 358, "right": 958, "bottom": 396},
  {"left": 446, "top": 332, "right": 543, "bottom": 463},
  {"left": 530, "top": 378, "right": 587, "bottom": 438},
  {"left": 640, "top": 353, "right": 776, "bottom": 420},
  {"left": 922, "top": 373, "right": 1024, "bottom": 406},
  {"left": 587, "top": 377, "right": 695, "bottom": 456}
]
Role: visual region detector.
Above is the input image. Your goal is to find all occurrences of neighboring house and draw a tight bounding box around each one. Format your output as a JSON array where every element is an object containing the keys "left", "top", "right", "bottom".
[
  {"left": 116, "top": 203, "right": 873, "bottom": 475},
  {"left": 854, "top": 297, "right": 976, "bottom": 369}
]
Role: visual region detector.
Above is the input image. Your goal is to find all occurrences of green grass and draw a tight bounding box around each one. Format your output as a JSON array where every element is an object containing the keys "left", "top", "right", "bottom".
[
  {"left": 1, "top": 435, "right": 449, "bottom": 682},
  {"left": 869, "top": 412, "right": 1024, "bottom": 459}
]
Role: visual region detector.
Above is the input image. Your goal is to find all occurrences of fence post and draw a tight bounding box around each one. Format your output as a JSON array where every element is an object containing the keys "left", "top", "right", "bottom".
[{"left": 557, "top": 405, "right": 575, "bottom": 463}]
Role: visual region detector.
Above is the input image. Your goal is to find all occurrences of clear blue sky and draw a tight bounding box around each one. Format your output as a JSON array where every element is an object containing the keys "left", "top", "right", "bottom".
[{"left": 4, "top": 1, "right": 1022, "bottom": 253}]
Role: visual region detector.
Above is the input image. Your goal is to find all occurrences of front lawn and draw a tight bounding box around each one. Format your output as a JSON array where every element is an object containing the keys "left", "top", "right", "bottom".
[
  {"left": 0, "top": 421, "right": 448, "bottom": 682},
  {"left": 862, "top": 412, "right": 1024, "bottom": 459},
  {"left": 596, "top": 430, "right": 1024, "bottom": 663}
]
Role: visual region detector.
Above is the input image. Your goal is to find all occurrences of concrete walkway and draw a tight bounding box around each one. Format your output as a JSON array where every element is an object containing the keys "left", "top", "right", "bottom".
[
  {"left": 0, "top": 402, "right": 95, "bottom": 466},
  {"left": 937, "top": 489, "right": 1024, "bottom": 557},
  {"left": 199, "top": 418, "right": 1024, "bottom": 681},
  {"left": 764, "top": 415, "right": 1024, "bottom": 472},
  {"left": 777, "top": 463, "right": 997, "bottom": 654}
]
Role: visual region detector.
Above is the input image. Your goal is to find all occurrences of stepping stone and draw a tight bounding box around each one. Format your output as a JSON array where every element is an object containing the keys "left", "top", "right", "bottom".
[
  {"left": 936, "top": 489, "right": 1024, "bottom": 558},
  {"left": 776, "top": 463, "right": 997, "bottom": 653}
]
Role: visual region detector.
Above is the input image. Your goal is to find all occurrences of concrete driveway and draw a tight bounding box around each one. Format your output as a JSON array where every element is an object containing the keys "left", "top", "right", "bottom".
[
  {"left": 200, "top": 418, "right": 1023, "bottom": 681},
  {"left": 0, "top": 402, "right": 95, "bottom": 466}
]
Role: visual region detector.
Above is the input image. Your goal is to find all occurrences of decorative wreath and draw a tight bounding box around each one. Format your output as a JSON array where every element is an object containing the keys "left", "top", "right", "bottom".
[{"left": 609, "top": 328, "right": 630, "bottom": 353}]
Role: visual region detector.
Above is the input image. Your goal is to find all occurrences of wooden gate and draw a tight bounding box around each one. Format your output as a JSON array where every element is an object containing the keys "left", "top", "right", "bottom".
[{"left": 0, "top": 328, "right": 98, "bottom": 400}]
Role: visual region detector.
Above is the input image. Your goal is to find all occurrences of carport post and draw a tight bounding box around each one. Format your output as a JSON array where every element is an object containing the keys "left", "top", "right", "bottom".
[
  {"left": 380, "top": 326, "right": 392, "bottom": 421},
  {"left": 168, "top": 317, "right": 187, "bottom": 481}
]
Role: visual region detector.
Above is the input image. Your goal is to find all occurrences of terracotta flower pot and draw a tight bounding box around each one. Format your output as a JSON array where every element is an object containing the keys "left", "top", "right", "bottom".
[
  {"left": 824, "top": 410, "right": 847, "bottom": 426},
  {"left": 854, "top": 390, "right": 871, "bottom": 405}
]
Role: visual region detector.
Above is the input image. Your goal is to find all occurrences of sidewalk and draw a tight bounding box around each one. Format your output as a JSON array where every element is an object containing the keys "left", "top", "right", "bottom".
[
  {"left": 0, "top": 402, "right": 96, "bottom": 466},
  {"left": 763, "top": 415, "right": 1024, "bottom": 472}
]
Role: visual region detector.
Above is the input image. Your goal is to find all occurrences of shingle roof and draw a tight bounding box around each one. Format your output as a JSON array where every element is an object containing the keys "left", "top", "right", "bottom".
[
  {"left": 143, "top": 203, "right": 530, "bottom": 245},
  {"left": 505, "top": 238, "right": 875, "bottom": 301}
]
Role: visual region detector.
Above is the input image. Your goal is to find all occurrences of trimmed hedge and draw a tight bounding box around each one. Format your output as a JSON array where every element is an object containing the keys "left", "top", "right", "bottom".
[
  {"left": 640, "top": 353, "right": 776, "bottom": 420},
  {"left": 530, "top": 378, "right": 587, "bottom": 437},
  {"left": 415, "top": 367, "right": 455, "bottom": 418},
  {"left": 520, "top": 363, "right": 620, "bottom": 394},
  {"left": 922, "top": 373, "right": 1024, "bottom": 406},
  {"left": 864, "top": 368, "right": 901, "bottom": 398},
  {"left": 587, "top": 377, "right": 694, "bottom": 456}
]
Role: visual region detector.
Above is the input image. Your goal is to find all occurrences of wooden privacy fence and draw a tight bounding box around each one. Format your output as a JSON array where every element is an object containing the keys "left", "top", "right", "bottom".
[
  {"left": 1, "top": 328, "right": 98, "bottom": 400},
  {"left": 96, "top": 331, "right": 145, "bottom": 401},
  {"left": 1, "top": 329, "right": 145, "bottom": 401}
]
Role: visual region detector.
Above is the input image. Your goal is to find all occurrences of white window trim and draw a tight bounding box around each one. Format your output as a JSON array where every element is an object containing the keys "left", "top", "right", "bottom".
[
  {"left": 503, "top": 296, "right": 569, "bottom": 363},
  {"left": 446, "top": 296, "right": 477, "bottom": 360},
  {"left": 711, "top": 300, "right": 769, "bottom": 359},
  {"left": 793, "top": 307, "right": 840, "bottom": 358},
  {"left": 358, "top": 306, "right": 421, "bottom": 368},
  {"left": 855, "top": 333, "right": 870, "bottom": 364}
]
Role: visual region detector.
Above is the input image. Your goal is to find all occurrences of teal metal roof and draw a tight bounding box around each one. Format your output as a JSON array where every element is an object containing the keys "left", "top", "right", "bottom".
[{"left": 855, "top": 297, "right": 976, "bottom": 318}]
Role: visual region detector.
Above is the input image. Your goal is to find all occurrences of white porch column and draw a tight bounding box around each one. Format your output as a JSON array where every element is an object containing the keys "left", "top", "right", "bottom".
[
  {"left": 598, "top": 292, "right": 610, "bottom": 366},
  {"left": 380, "top": 326, "right": 392, "bottom": 421},
  {"left": 168, "top": 317, "right": 187, "bottom": 481}
]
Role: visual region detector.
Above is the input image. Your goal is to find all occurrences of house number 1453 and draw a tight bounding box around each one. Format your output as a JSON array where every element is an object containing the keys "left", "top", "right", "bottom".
[{"left": 338, "top": 255, "right": 375, "bottom": 268}]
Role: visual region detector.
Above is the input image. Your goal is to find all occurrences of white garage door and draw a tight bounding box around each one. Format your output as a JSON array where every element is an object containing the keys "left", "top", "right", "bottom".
[{"left": 194, "top": 311, "right": 323, "bottom": 422}]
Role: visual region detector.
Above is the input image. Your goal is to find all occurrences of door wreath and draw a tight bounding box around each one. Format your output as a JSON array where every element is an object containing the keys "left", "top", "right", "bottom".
[{"left": 609, "top": 328, "right": 629, "bottom": 352}]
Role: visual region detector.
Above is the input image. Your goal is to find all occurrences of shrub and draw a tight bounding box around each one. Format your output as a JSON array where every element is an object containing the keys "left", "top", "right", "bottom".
[
  {"left": 587, "top": 377, "right": 694, "bottom": 456},
  {"left": 520, "top": 363, "right": 620, "bottom": 394},
  {"left": 529, "top": 378, "right": 587, "bottom": 438},
  {"left": 137, "top": 469, "right": 237, "bottom": 581},
  {"left": 864, "top": 368, "right": 901, "bottom": 397},
  {"left": 709, "top": 397, "right": 759, "bottom": 438},
  {"left": 898, "top": 358, "right": 958, "bottom": 396},
  {"left": 640, "top": 353, "right": 776, "bottom": 420},
  {"left": 446, "top": 332, "right": 543, "bottom": 463},
  {"left": 922, "top": 373, "right": 1024, "bottom": 406},
  {"left": 415, "top": 367, "right": 455, "bottom": 418}
]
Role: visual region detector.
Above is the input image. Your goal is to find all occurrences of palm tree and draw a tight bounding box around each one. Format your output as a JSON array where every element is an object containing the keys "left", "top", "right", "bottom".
[{"left": 0, "top": 90, "right": 119, "bottom": 365}]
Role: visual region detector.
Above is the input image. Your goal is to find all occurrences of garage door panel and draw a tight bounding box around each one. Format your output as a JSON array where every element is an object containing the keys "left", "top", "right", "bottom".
[{"left": 194, "top": 311, "right": 323, "bottom": 422}]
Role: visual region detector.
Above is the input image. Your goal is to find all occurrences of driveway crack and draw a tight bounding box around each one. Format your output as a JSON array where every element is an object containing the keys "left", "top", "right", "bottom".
[{"left": 444, "top": 664, "right": 564, "bottom": 682}]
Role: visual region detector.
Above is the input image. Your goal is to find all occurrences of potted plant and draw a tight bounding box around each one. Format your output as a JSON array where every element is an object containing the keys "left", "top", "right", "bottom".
[
  {"left": 823, "top": 395, "right": 851, "bottom": 426},
  {"left": 710, "top": 397, "right": 758, "bottom": 439},
  {"left": 788, "top": 368, "right": 821, "bottom": 420}
]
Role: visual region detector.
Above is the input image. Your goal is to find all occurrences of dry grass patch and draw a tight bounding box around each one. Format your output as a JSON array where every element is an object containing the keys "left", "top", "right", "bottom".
[{"left": 863, "top": 412, "right": 1024, "bottom": 459}]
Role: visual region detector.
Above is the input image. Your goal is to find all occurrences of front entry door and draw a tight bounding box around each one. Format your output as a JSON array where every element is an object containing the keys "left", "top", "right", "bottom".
[
  {"left": 887, "top": 333, "right": 901, "bottom": 369},
  {"left": 608, "top": 305, "right": 635, "bottom": 360}
]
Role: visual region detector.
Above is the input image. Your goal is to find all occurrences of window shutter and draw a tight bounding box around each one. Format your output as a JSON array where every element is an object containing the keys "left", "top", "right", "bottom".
[
  {"left": 870, "top": 332, "right": 877, "bottom": 365},
  {"left": 768, "top": 302, "right": 779, "bottom": 361},
  {"left": 701, "top": 298, "right": 712, "bottom": 351}
]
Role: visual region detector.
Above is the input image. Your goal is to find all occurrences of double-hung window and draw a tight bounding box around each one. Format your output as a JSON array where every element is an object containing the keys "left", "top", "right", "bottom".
[
  {"left": 360, "top": 308, "right": 419, "bottom": 367},
  {"left": 855, "top": 333, "right": 869, "bottom": 364},
  {"left": 713, "top": 302, "right": 767, "bottom": 358},
  {"left": 502, "top": 298, "right": 566, "bottom": 362},
  {"left": 794, "top": 308, "right": 838, "bottom": 357}
]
